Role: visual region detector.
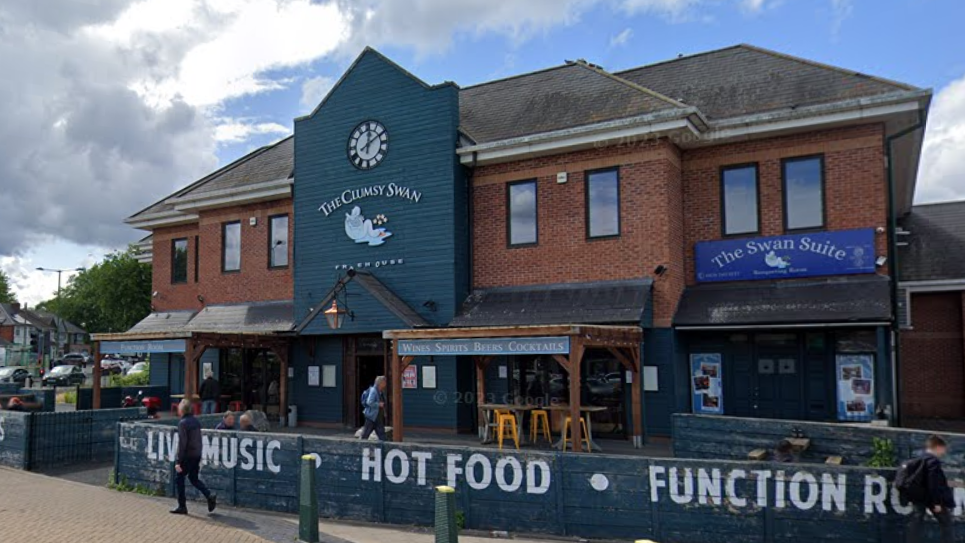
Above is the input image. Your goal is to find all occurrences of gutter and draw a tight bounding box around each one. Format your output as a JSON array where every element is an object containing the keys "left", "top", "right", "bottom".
[{"left": 885, "top": 108, "right": 926, "bottom": 426}]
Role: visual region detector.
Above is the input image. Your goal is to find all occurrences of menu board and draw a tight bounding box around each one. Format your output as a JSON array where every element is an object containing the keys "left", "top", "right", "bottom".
[
  {"left": 690, "top": 353, "right": 723, "bottom": 415},
  {"left": 836, "top": 354, "right": 875, "bottom": 421}
]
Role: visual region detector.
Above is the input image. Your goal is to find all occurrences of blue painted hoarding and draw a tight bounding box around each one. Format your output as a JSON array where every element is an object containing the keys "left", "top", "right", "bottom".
[{"left": 695, "top": 228, "right": 876, "bottom": 283}]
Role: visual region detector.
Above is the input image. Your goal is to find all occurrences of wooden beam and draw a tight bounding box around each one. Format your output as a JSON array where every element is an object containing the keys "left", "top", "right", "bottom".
[
  {"left": 400, "top": 356, "right": 415, "bottom": 370},
  {"left": 92, "top": 341, "right": 102, "bottom": 409},
  {"left": 568, "top": 338, "right": 585, "bottom": 452},
  {"left": 391, "top": 349, "right": 404, "bottom": 442},
  {"left": 475, "top": 356, "right": 488, "bottom": 440},
  {"left": 551, "top": 354, "right": 571, "bottom": 374},
  {"left": 272, "top": 345, "right": 289, "bottom": 427},
  {"left": 606, "top": 347, "right": 637, "bottom": 373}
]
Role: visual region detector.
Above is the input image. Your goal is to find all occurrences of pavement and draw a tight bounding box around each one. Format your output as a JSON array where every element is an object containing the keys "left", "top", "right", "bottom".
[{"left": 1, "top": 466, "right": 569, "bottom": 543}]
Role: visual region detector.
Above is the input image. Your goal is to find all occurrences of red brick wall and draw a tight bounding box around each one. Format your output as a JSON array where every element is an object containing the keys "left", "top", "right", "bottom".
[
  {"left": 0, "top": 326, "right": 13, "bottom": 343},
  {"left": 900, "top": 291, "right": 965, "bottom": 419},
  {"left": 471, "top": 140, "right": 685, "bottom": 327},
  {"left": 151, "top": 199, "right": 293, "bottom": 312},
  {"left": 681, "top": 124, "right": 890, "bottom": 284}
]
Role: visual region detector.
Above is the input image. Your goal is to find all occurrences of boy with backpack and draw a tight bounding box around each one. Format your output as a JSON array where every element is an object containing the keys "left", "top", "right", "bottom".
[
  {"left": 897, "top": 435, "right": 954, "bottom": 543},
  {"left": 360, "top": 375, "right": 387, "bottom": 441}
]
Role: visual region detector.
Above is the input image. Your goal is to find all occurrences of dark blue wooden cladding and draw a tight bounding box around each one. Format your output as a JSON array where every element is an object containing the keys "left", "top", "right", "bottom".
[
  {"left": 114, "top": 420, "right": 963, "bottom": 542},
  {"left": 0, "top": 408, "right": 147, "bottom": 470},
  {"left": 673, "top": 414, "right": 965, "bottom": 468}
]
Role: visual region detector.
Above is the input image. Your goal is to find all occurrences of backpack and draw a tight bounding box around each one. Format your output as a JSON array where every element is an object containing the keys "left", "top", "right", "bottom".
[
  {"left": 894, "top": 457, "right": 928, "bottom": 504},
  {"left": 361, "top": 387, "right": 371, "bottom": 407}
]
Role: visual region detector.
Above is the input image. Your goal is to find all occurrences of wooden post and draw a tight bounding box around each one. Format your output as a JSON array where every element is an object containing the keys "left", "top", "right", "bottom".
[
  {"left": 92, "top": 341, "right": 102, "bottom": 409},
  {"left": 568, "top": 338, "right": 584, "bottom": 452},
  {"left": 391, "top": 349, "right": 403, "bottom": 442},
  {"left": 631, "top": 349, "right": 643, "bottom": 448},
  {"left": 274, "top": 344, "right": 289, "bottom": 427}
]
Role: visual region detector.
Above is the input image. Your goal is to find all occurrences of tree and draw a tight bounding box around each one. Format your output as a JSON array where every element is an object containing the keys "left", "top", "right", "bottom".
[
  {"left": 0, "top": 269, "right": 15, "bottom": 304},
  {"left": 38, "top": 247, "right": 151, "bottom": 334}
]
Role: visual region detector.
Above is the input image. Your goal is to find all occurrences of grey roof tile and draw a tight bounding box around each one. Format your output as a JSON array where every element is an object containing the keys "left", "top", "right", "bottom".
[
  {"left": 674, "top": 276, "right": 892, "bottom": 326},
  {"left": 451, "top": 279, "right": 653, "bottom": 327},
  {"left": 899, "top": 201, "right": 965, "bottom": 282},
  {"left": 615, "top": 44, "right": 917, "bottom": 120},
  {"left": 459, "top": 63, "right": 683, "bottom": 144}
]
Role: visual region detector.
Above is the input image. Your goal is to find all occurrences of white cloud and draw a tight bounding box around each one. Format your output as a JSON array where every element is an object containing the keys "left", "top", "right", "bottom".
[
  {"left": 917, "top": 74, "right": 965, "bottom": 203},
  {"left": 609, "top": 28, "right": 633, "bottom": 48},
  {"left": 301, "top": 76, "right": 336, "bottom": 110},
  {"left": 830, "top": 0, "right": 853, "bottom": 36},
  {"left": 214, "top": 121, "right": 291, "bottom": 143}
]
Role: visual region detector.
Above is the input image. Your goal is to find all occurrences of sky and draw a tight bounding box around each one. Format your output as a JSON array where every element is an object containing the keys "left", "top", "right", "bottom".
[{"left": 0, "top": 0, "right": 962, "bottom": 305}]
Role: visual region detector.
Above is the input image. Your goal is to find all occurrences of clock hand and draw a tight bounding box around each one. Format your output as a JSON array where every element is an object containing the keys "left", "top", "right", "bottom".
[{"left": 363, "top": 133, "right": 379, "bottom": 153}]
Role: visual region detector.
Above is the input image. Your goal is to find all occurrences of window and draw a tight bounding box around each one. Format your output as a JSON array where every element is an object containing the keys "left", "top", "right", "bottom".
[
  {"left": 171, "top": 238, "right": 188, "bottom": 284},
  {"left": 721, "top": 164, "right": 759, "bottom": 235},
  {"left": 222, "top": 221, "right": 241, "bottom": 272},
  {"left": 269, "top": 214, "right": 289, "bottom": 268},
  {"left": 586, "top": 168, "right": 620, "bottom": 238},
  {"left": 782, "top": 155, "right": 825, "bottom": 231},
  {"left": 507, "top": 180, "right": 537, "bottom": 246},
  {"left": 193, "top": 235, "right": 199, "bottom": 282}
]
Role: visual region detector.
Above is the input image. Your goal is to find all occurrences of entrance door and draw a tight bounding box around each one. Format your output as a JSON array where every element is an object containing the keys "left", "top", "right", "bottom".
[
  {"left": 356, "top": 355, "right": 384, "bottom": 424},
  {"left": 753, "top": 334, "right": 804, "bottom": 420}
]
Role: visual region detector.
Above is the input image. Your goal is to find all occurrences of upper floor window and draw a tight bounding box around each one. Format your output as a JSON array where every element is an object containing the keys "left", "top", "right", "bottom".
[
  {"left": 269, "top": 214, "right": 289, "bottom": 268},
  {"left": 222, "top": 221, "right": 241, "bottom": 273},
  {"left": 783, "top": 155, "right": 825, "bottom": 231},
  {"left": 507, "top": 180, "right": 537, "bottom": 246},
  {"left": 721, "top": 164, "right": 759, "bottom": 236},
  {"left": 586, "top": 168, "right": 620, "bottom": 238},
  {"left": 171, "top": 238, "right": 188, "bottom": 284}
]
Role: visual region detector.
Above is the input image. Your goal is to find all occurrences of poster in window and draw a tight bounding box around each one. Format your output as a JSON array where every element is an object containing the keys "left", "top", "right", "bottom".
[
  {"left": 422, "top": 366, "right": 437, "bottom": 389},
  {"left": 322, "top": 365, "right": 336, "bottom": 388},
  {"left": 836, "top": 354, "right": 875, "bottom": 421},
  {"left": 308, "top": 366, "right": 320, "bottom": 387},
  {"left": 402, "top": 365, "right": 418, "bottom": 389},
  {"left": 690, "top": 353, "right": 723, "bottom": 414}
]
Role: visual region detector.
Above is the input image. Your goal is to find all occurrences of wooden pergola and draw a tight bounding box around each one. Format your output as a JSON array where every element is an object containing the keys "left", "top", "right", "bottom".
[
  {"left": 383, "top": 324, "right": 643, "bottom": 452},
  {"left": 92, "top": 331, "right": 291, "bottom": 417}
]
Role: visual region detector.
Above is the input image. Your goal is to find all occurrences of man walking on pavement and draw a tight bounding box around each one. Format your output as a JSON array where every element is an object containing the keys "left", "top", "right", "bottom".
[
  {"left": 171, "top": 399, "right": 217, "bottom": 515},
  {"left": 199, "top": 370, "right": 221, "bottom": 415},
  {"left": 906, "top": 435, "right": 954, "bottom": 543},
  {"left": 360, "top": 375, "right": 387, "bottom": 441}
]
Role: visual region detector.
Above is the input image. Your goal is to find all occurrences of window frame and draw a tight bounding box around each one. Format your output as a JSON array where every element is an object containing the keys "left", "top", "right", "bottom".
[
  {"left": 221, "top": 221, "right": 242, "bottom": 274},
  {"left": 170, "top": 238, "right": 189, "bottom": 285},
  {"left": 268, "top": 214, "right": 290, "bottom": 269},
  {"left": 781, "top": 154, "right": 826, "bottom": 233},
  {"left": 719, "top": 162, "right": 761, "bottom": 237},
  {"left": 506, "top": 179, "right": 539, "bottom": 248},
  {"left": 585, "top": 167, "right": 621, "bottom": 240},
  {"left": 193, "top": 235, "right": 199, "bottom": 283}
]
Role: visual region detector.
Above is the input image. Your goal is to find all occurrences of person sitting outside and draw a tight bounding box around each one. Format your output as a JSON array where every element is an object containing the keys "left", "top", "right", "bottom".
[
  {"left": 239, "top": 413, "right": 257, "bottom": 432},
  {"left": 5, "top": 397, "right": 25, "bottom": 411},
  {"left": 215, "top": 412, "right": 235, "bottom": 430}
]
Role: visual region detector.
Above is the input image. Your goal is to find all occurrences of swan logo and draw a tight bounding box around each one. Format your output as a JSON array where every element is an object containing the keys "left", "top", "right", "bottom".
[
  {"left": 764, "top": 251, "right": 791, "bottom": 269},
  {"left": 345, "top": 206, "right": 392, "bottom": 246}
]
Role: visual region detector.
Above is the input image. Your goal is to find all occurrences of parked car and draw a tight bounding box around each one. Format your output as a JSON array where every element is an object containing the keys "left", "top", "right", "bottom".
[
  {"left": 61, "top": 353, "right": 88, "bottom": 366},
  {"left": 104, "top": 355, "right": 132, "bottom": 374},
  {"left": 0, "top": 367, "right": 30, "bottom": 386},
  {"left": 127, "top": 362, "right": 149, "bottom": 376},
  {"left": 100, "top": 359, "right": 124, "bottom": 375},
  {"left": 43, "top": 365, "right": 86, "bottom": 387}
]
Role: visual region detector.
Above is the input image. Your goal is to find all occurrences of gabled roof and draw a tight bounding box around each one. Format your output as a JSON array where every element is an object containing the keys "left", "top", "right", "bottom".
[
  {"left": 615, "top": 44, "right": 919, "bottom": 121},
  {"left": 899, "top": 200, "right": 965, "bottom": 282},
  {"left": 459, "top": 61, "right": 686, "bottom": 144},
  {"left": 128, "top": 135, "right": 293, "bottom": 222}
]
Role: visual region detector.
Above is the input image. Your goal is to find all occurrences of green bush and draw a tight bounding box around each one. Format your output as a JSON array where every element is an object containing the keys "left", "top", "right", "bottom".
[
  {"left": 63, "top": 390, "right": 77, "bottom": 404},
  {"left": 108, "top": 366, "right": 150, "bottom": 387},
  {"left": 867, "top": 437, "right": 897, "bottom": 468}
]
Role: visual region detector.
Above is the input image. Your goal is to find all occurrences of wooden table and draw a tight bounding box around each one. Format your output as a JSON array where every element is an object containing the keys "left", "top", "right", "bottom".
[
  {"left": 545, "top": 404, "right": 607, "bottom": 452},
  {"left": 478, "top": 404, "right": 537, "bottom": 445}
]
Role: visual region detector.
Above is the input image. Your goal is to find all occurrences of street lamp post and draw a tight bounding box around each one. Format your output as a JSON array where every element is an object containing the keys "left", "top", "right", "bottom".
[{"left": 35, "top": 267, "right": 86, "bottom": 299}]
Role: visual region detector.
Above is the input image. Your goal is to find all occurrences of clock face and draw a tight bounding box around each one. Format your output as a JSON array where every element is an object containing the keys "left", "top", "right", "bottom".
[{"left": 348, "top": 121, "right": 388, "bottom": 170}]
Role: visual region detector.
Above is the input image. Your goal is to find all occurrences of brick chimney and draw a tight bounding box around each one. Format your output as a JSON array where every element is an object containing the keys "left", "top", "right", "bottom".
[{"left": 10, "top": 302, "right": 20, "bottom": 312}]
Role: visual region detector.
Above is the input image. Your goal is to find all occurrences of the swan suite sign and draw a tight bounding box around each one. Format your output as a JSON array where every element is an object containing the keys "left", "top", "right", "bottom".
[
  {"left": 318, "top": 183, "right": 423, "bottom": 247},
  {"left": 695, "top": 228, "right": 876, "bottom": 283}
]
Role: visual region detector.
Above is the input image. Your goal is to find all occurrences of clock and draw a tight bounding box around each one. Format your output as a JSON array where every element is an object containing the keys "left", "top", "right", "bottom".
[{"left": 348, "top": 120, "right": 388, "bottom": 170}]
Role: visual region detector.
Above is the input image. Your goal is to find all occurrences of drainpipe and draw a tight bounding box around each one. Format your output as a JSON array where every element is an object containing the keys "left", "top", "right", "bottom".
[
  {"left": 885, "top": 109, "right": 925, "bottom": 427},
  {"left": 466, "top": 151, "right": 478, "bottom": 296}
]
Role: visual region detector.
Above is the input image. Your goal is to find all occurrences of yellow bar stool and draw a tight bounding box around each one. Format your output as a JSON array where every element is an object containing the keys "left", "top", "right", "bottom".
[
  {"left": 530, "top": 409, "right": 551, "bottom": 444},
  {"left": 495, "top": 409, "right": 519, "bottom": 450},
  {"left": 562, "top": 416, "right": 591, "bottom": 452}
]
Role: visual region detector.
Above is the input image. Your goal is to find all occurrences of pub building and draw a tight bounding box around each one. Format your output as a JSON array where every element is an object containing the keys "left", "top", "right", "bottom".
[{"left": 94, "top": 44, "right": 930, "bottom": 445}]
